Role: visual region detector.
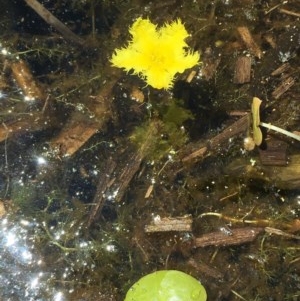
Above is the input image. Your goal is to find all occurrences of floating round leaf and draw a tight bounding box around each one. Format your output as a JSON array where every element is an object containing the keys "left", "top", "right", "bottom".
[{"left": 124, "top": 270, "right": 207, "bottom": 301}]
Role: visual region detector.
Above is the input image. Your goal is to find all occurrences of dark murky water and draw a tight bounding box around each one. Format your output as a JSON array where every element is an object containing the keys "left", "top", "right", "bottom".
[{"left": 0, "top": 0, "right": 299, "bottom": 300}]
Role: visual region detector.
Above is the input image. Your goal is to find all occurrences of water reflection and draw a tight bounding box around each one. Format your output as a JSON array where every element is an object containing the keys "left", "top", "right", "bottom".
[{"left": 0, "top": 216, "right": 65, "bottom": 301}]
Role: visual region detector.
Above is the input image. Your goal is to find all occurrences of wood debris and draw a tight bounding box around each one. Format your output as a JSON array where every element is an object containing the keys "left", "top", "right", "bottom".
[
  {"left": 145, "top": 215, "right": 193, "bottom": 233},
  {"left": 50, "top": 78, "right": 115, "bottom": 157},
  {"left": 278, "top": 8, "right": 300, "bottom": 18},
  {"left": 237, "top": 26, "right": 262, "bottom": 59},
  {"left": 271, "top": 63, "right": 291, "bottom": 76},
  {"left": 187, "top": 258, "right": 224, "bottom": 280},
  {"left": 11, "top": 59, "right": 45, "bottom": 101},
  {"left": 270, "top": 62, "right": 296, "bottom": 100},
  {"left": 233, "top": 56, "right": 251, "bottom": 84},
  {"left": 201, "top": 47, "right": 221, "bottom": 80},
  {"left": 194, "top": 227, "right": 263, "bottom": 247},
  {"left": 258, "top": 139, "right": 287, "bottom": 166},
  {"left": 185, "top": 70, "right": 197, "bottom": 83},
  {"left": 226, "top": 154, "right": 300, "bottom": 190},
  {"left": 0, "top": 112, "right": 59, "bottom": 143},
  {"left": 271, "top": 76, "right": 295, "bottom": 99},
  {"left": 265, "top": 227, "right": 300, "bottom": 240},
  {"left": 50, "top": 115, "right": 105, "bottom": 157},
  {"left": 0, "top": 60, "right": 59, "bottom": 142},
  {"left": 86, "top": 119, "right": 162, "bottom": 227},
  {"left": 87, "top": 157, "right": 117, "bottom": 228},
  {"left": 24, "top": 0, "right": 85, "bottom": 45},
  {"left": 181, "top": 114, "right": 250, "bottom": 163},
  {"left": 86, "top": 150, "right": 145, "bottom": 227},
  {"left": 0, "top": 201, "right": 6, "bottom": 218},
  {"left": 130, "top": 86, "right": 145, "bottom": 102}
]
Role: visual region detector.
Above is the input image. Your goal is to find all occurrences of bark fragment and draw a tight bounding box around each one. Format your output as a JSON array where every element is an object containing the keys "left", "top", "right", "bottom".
[
  {"left": 237, "top": 26, "right": 262, "bottom": 59},
  {"left": 194, "top": 227, "right": 263, "bottom": 247},
  {"left": 233, "top": 56, "right": 251, "bottom": 84},
  {"left": 145, "top": 215, "right": 193, "bottom": 233}
]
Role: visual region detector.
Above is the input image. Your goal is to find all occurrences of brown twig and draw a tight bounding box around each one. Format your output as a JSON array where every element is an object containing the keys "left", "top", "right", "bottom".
[
  {"left": 86, "top": 157, "right": 117, "bottom": 228},
  {"left": 145, "top": 215, "right": 193, "bottom": 233},
  {"left": 279, "top": 8, "right": 300, "bottom": 18},
  {"left": 194, "top": 227, "right": 264, "bottom": 247},
  {"left": 11, "top": 59, "right": 45, "bottom": 101},
  {"left": 187, "top": 258, "right": 224, "bottom": 279},
  {"left": 271, "top": 76, "right": 295, "bottom": 99},
  {"left": 24, "top": 0, "right": 85, "bottom": 45},
  {"left": 181, "top": 114, "right": 250, "bottom": 163}
]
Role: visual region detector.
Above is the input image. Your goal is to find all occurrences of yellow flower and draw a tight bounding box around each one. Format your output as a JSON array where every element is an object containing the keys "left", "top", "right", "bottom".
[{"left": 111, "top": 18, "right": 200, "bottom": 89}]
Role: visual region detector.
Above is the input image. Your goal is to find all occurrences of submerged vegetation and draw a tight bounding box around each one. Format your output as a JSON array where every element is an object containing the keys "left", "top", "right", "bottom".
[{"left": 0, "top": 0, "right": 299, "bottom": 300}]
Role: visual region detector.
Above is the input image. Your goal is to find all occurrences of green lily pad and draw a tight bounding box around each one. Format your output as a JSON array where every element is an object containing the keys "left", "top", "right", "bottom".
[{"left": 124, "top": 270, "right": 207, "bottom": 301}]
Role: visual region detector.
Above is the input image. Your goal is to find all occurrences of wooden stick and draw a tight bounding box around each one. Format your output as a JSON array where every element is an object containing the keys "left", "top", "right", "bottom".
[
  {"left": 11, "top": 59, "right": 44, "bottom": 101},
  {"left": 0, "top": 112, "right": 59, "bottom": 142},
  {"left": 187, "top": 258, "right": 224, "bottom": 279},
  {"left": 50, "top": 77, "right": 115, "bottom": 157},
  {"left": 265, "top": 227, "right": 300, "bottom": 240},
  {"left": 86, "top": 157, "right": 117, "bottom": 228},
  {"left": 271, "top": 76, "right": 295, "bottom": 99},
  {"left": 181, "top": 114, "right": 250, "bottom": 163},
  {"left": 145, "top": 215, "right": 193, "bottom": 233},
  {"left": 194, "top": 227, "right": 263, "bottom": 247},
  {"left": 271, "top": 63, "right": 290, "bottom": 76},
  {"left": 279, "top": 8, "right": 300, "bottom": 18},
  {"left": 24, "top": 0, "right": 85, "bottom": 45}
]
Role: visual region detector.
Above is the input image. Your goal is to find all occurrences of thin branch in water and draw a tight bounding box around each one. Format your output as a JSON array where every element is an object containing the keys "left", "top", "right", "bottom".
[{"left": 24, "top": 0, "right": 85, "bottom": 46}]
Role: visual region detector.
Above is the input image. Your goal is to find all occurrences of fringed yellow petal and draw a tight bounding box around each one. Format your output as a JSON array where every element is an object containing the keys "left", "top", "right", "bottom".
[
  {"left": 170, "top": 51, "right": 200, "bottom": 74},
  {"left": 160, "top": 19, "right": 189, "bottom": 48},
  {"left": 146, "top": 67, "right": 174, "bottom": 90},
  {"left": 130, "top": 18, "right": 157, "bottom": 40},
  {"left": 111, "top": 48, "right": 137, "bottom": 72},
  {"left": 111, "top": 18, "right": 200, "bottom": 89}
]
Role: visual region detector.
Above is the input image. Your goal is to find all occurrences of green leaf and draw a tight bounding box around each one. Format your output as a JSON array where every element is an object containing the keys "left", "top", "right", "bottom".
[{"left": 124, "top": 270, "right": 207, "bottom": 301}]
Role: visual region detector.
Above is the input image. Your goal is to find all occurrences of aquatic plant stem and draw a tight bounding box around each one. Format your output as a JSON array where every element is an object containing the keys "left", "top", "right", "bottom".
[
  {"left": 260, "top": 122, "right": 300, "bottom": 142},
  {"left": 42, "top": 222, "right": 77, "bottom": 252},
  {"left": 199, "top": 212, "right": 293, "bottom": 229}
]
